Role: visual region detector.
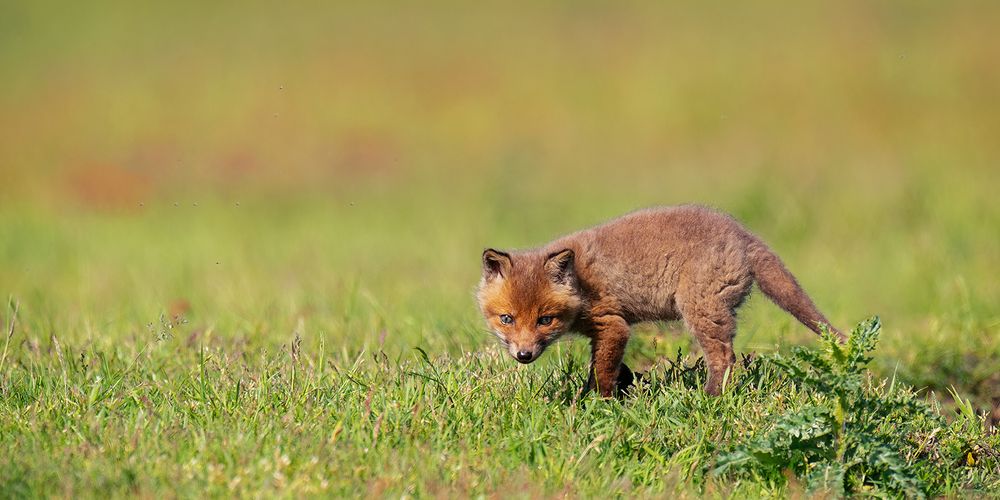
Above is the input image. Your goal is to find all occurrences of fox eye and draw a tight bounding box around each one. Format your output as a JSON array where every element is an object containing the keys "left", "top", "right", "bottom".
[
  {"left": 499, "top": 314, "right": 514, "bottom": 325},
  {"left": 537, "top": 316, "right": 554, "bottom": 326}
]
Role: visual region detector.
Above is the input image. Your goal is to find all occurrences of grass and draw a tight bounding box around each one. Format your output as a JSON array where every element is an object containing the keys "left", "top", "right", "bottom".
[
  {"left": 2, "top": 309, "right": 997, "bottom": 497},
  {"left": 2, "top": 0, "right": 1000, "bottom": 496}
]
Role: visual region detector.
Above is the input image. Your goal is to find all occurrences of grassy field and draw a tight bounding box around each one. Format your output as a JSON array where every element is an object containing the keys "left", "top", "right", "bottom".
[{"left": 2, "top": 1, "right": 999, "bottom": 497}]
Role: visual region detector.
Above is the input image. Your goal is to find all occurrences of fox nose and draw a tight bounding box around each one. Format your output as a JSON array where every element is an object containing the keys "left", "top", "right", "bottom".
[{"left": 515, "top": 350, "right": 535, "bottom": 363}]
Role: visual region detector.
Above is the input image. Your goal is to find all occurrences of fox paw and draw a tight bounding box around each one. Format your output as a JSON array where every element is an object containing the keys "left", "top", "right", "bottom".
[{"left": 615, "top": 364, "right": 646, "bottom": 397}]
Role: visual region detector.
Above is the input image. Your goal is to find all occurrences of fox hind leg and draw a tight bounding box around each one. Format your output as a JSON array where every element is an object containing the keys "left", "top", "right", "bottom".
[
  {"left": 685, "top": 308, "right": 737, "bottom": 395},
  {"left": 677, "top": 290, "right": 743, "bottom": 396},
  {"left": 678, "top": 246, "right": 752, "bottom": 395}
]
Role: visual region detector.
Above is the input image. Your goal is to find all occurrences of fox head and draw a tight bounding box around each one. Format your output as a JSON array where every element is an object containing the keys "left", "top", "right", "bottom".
[{"left": 477, "top": 247, "right": 583, "bottom": 364}]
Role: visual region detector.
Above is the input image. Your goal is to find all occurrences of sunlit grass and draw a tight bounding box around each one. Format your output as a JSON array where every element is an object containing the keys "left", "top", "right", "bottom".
[{"left": 2, "top": 312, "right": 997, "bottom": 497}]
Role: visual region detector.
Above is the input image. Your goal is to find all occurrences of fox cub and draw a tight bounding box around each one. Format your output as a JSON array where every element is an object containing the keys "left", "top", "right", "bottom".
[{"left": 477, "top": 205, "right": 843, "bottom": 397}]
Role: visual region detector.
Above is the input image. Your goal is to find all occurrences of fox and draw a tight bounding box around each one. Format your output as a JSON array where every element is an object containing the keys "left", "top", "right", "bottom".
[{"left": 477, "top": 205, "right": 844, "bottom": 397}]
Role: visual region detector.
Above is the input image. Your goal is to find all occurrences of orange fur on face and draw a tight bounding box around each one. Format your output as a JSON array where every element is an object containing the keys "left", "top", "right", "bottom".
[
  {"left": 477, "top": 251, "right": 583, "bottom": 360},
  {"left": 477, "top": 205, "right": 842, "bottom": 398}
]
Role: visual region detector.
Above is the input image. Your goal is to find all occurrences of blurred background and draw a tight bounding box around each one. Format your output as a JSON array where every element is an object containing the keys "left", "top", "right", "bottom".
[{"left": 1, "top": 1, "right": 998, "bottom": 402}]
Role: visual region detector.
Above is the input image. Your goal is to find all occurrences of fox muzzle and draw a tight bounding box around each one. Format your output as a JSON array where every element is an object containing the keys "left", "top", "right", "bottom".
[{"left": 508, "top": 344, "right": 542, "bottom": 364}]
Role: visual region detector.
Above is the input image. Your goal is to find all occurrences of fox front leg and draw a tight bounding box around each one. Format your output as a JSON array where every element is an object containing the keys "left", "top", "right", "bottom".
[
  {"left": 583, "top": 360, "right": 637, "bottom": 398},
  {"left": 586, "top": 315, "right": 631, "bottom": 398}
]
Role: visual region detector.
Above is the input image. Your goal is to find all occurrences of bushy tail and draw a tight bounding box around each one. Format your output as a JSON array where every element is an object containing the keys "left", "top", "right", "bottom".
[{"left": 746, "top": 237, "right": 845, "bottom": 341}]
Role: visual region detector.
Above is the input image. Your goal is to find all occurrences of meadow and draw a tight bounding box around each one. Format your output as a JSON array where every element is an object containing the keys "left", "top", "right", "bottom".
[{"left": 1, "top": 1, "right": 999, "bottom": 497}]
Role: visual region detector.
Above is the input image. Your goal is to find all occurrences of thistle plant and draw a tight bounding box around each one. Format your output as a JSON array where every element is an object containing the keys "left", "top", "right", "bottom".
[{"left": 714, "top": 317, "right": 936, "bottom": 497}]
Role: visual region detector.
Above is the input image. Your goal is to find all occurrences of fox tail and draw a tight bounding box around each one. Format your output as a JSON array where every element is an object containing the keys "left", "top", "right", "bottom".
[{"left": 746, "top": 236, "right": 845, "bottom": 341}]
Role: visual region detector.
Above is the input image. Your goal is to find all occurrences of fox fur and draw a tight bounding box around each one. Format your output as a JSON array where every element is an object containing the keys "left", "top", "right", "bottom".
[{"left": 477, "top": 205, "right": 843, "bottom": 397}]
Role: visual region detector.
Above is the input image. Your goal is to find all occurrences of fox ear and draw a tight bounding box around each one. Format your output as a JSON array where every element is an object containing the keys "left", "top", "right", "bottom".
[
  {"left": 482, "top": 248, "right": 512, "bottom": 281},
  {"left": 544, "top": 249, "right": 575, "bottom": 284}
]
